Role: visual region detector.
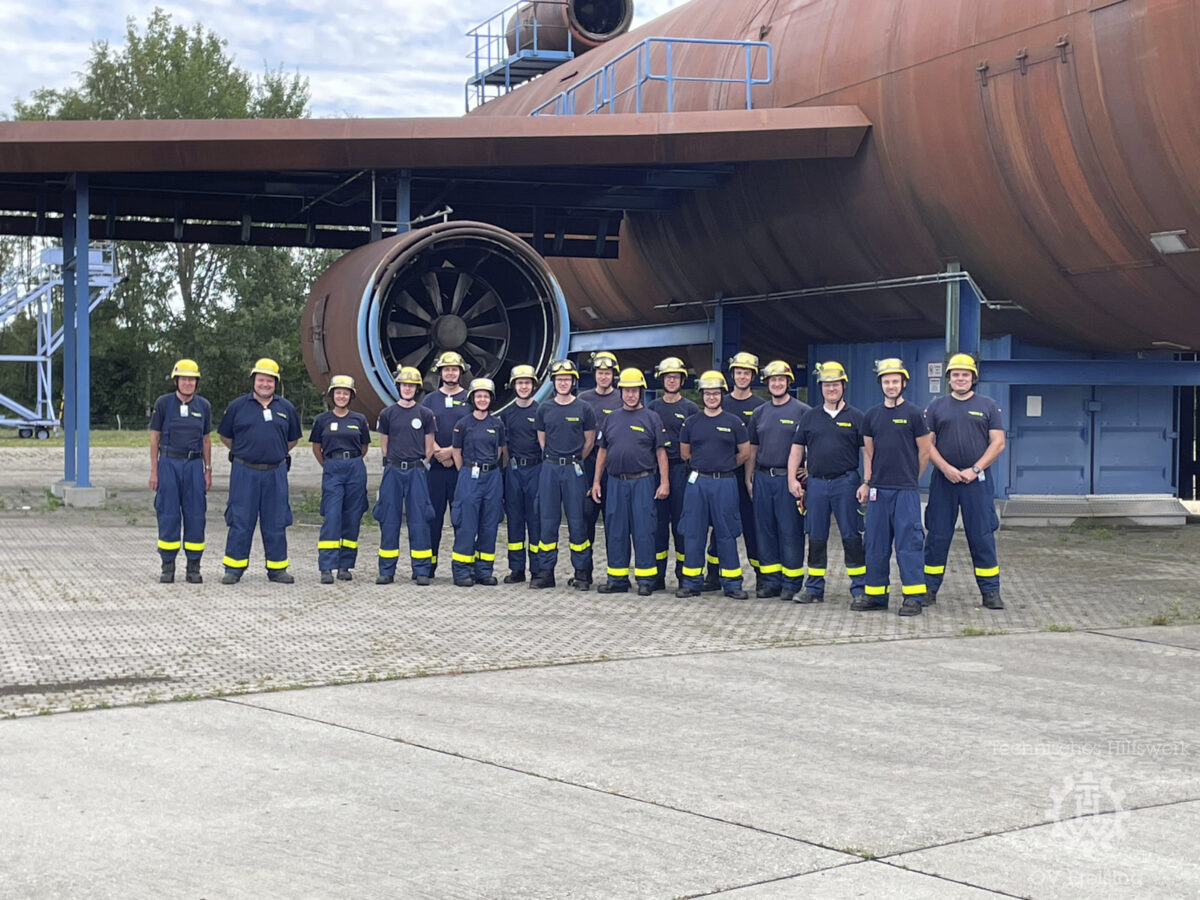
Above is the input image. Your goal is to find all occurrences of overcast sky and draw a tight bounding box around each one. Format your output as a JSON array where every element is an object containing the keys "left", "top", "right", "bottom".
[{"left": 1, "top": 0, "right": 687, "bottom": 119}]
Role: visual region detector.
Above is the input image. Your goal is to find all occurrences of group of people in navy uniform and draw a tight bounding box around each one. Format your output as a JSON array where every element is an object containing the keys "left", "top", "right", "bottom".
[{"left": 150, "top": 349, "right": 1005, "bottom": 612}]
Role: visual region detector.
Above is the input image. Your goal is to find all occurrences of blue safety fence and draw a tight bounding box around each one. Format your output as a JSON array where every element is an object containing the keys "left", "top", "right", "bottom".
[
  {"left": 466, "top": 1, "right": 575, "bottom": 111},
  {"left": 530, "top": 37, "right": 773, "bottom": 116}
]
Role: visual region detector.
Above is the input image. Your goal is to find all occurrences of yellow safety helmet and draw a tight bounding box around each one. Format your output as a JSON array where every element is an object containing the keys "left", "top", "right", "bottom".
[
  {"left": 394, "top": 366, "right": 424, "bottom": 386},
  {"left": 591, "top": 350, "right": 619, "bottom": 370},
  {"left": 548, "top": 359, "right": 580, "bottom": 379},
  {"left": 616, "top": 367, "right": 647, "bottom": 389},
  {"left": 654, "top": 357, "right": 688, "bottom": 379},
  {"left": 433, "top": 350, "right": 465, "bottom": 370},
  {"left": 171, "top": 358, "right": 200, "bottom": 380},
  {"left": 250, "top": 357, "right": 281, "bottom": 380},
  {"left": 467, "top": 377, "right": 496, "bottom": 401},
  {"left": 761, "top": 360, "right": 795, "bottom": 382},
  {"left": 696, "top": 370, "right": 729, "bottom": 391},
  {"left": 814, "top": 361, "right": 848, "bottom": 383},
  {"left": 727, "top": 351, "right": 759, "bottom": 372},
  {"left": 327, "top": 374, "right": 356, "bottom": 397},
  {"left": 946, "top": 352, "right": 979, "bottom": 378},
  {"left": 507, "top": 364, "right": 538, "bottom": 386},
  {"left": 874, "top": 358, "right": 910, "bottom": 381}
]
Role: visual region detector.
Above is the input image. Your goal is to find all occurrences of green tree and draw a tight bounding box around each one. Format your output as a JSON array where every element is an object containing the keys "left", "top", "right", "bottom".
[{"left": 7, "top": 8, "right": 322, "bottom": 427}]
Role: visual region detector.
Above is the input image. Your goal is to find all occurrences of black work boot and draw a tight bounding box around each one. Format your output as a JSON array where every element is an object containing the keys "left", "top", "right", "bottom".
[
  {"left": 529, "top": 572, "right": 556, "bottom": 589},
  {"left": 568, "top": 569, "right": 592, "bottom": 591},
  {"left": 221, "top": 569, "right": 242, "bottom": 585},
  {"left": 597, "top": 581, "right": 628, "bottom": 594},
  {"left": 337, "top": 569, "right": 353, "bottom": 581},
  {"left": 503, "top": 570, "right": 526, "bottom": 584},
  {"left": 320, "top": 570, "right": 335, "bottom": 584},
  {"left": 899, "top": 597, "right": 924, "bottom": 616},
  {"left": 755, "top": 585, "right": 781, "bottom": 599},
  {"left": 376, "top": 573, "right": 395, "bottom": 585},
  {"left": 159, "top": 560, "right": 175, "bottom": 584},
  {"left": 185, "top": 559, "right": 202, "bottom": 584},
  {"left": 923, "top": 591, "right": 937, "bottom": 606},
  {"left": 267, "top": 568, "right": 295, "bottom": 584},
  {"left": 702, "top": 564, "right": 721, "bottom": 593},
  {"left": 982, "top": 591, "right": 1004, "bottom": 610}
]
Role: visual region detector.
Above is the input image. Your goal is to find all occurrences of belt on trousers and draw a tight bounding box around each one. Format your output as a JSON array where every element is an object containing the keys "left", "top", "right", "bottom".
[
  {"left": 511, "top": 457, "right": 539, "bottom": 466},
  {"left": 325, "top": 450, "right": 360, "bottom": 459},
  {"left": 668, "top": 457, "right": 687, "bottom": 465},
  {"left": 813, "top": 470, "right": 856, "bottom": 481},
  {"left": 756, "top": 465, "right": 789, "bottom": 477},
  {"left": 233, "top": 456, "right": 284, "bottom": 471},
  {"left": 614, "top": 470, "right": 652, "bottom": 481},
  {"left": 160, "top": 448, "right": 202, "bottom": 460},
  {"left": 546, "top": 456, "right": 581, "bottom": 465},
  {"left": 694, "top": 471, "right": 736, "bottom": 479},
  {"left": 384, "top": 459, "right": 422, "bottom": 470},
  {"left": 466, "top": 462, "right": 497, "bottom": 471}
]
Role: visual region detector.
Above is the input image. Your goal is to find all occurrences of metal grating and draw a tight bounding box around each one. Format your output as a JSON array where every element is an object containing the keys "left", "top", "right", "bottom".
[{"left": 1001, "top": 494, "right": 1188, "bottom": 525}]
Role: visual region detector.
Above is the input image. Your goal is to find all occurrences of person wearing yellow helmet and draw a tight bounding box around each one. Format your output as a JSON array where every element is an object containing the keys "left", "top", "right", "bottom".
[
  {"left": 217, "top": 357, "right": 302, "bottom": 584},
  {"left": 499, "top": 364, "right": 543, "bottom": 583},
  {"left": 532, "top": 359, "right": 598, "bottom": 590},
  {"left": 720, "top": 350, "right": 766, "bottom": 590},
  {"left": 852, "top": 358, "right": 932, "bottom": 614},
  {"left": 308, "top": 376, "right": 371, "bottom": 584},
  {"left": 746, "top": 361, "right": 811, "bottom": 600},
  {"left": 374, "top": 366, "right": 437, "bottom": 586},
  {"left": 149, "top": 358, "right": 213, "bottom": 584},
  {"left": 923, "top": 353, "right": 1006, "bottom": 610},
  {"left": 648, "top": 356, "right": 697, "bottom": 590},
  {"left": 421, "top": 350, "right": 471, "bottom": 577},
  {"left": 591, "top": 368, "right": 669, "bottom": 596},
  {"left": 788, "top": 361, "right": 868, "bottom": 604},
  {"left": 447, "top": 378, "right": 507, "bottom": 587},
  {"left": 580, "top": 351, "right": 621, "bottom": 558},
  {"left": 676, "top": 370, "right": 751, "bottom": 600}
]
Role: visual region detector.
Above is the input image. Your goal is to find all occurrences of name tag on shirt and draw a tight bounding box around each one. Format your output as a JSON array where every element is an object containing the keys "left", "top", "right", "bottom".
[
  {"left": 263, "top": 409, "right": 273, "bottom": 422},
  {"left": 179, "top": 404, "right": 189, "bottom": 417},
  {"left": 445, "top": 396, "right": 454, "bottom": 408},
  {"left": 330, "top": 421, "right": 338, "bottom": 431}
]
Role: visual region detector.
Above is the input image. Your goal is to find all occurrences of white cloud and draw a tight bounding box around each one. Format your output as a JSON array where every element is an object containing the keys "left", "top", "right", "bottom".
[{"left": 2, "top": 0, "right": 689, "bottom": 119}]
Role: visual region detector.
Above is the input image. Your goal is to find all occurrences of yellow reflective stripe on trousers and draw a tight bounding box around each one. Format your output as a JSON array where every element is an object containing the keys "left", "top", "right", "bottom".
[
  {"left": 925, "top": 564, "right": 945, "bottom": 575},
  {"left": 569, "top": 540, "right": 591, "bottom": 552},
  {"left": 507, "top": 541, "right": 525, "bottom": 551},
  {"left": 478, "top": 552, "right": 495, "bottom": 562},
  {"left": 183, "top": 541, "right": 205, "bottom": 552},
  {"left": 706, "top": 554, "right": 720, "bottom": 565},
  {"left": 634, "top": 566, "right": 657, "bottom": 577},
  {"left": 265, "top": 558, "right": 289, "bottom": 570},
  {"left": 675, "top": 551, "right": 686, "bottom": 561},
  {"left": 846, "top": 565, "right": 866, "bottom": 576},
  {"left": 781, "top": 566, "right": 805, "bottom": 578},
  {"left": 720, "top": 567, "right": 742, "bottom": 578},
  {"left": 539, "top": 542, "right": 558, "bottom": 552},
  {"left": 411, "top": 549, "right": 432, "bottom": 559},
  {"left": 157, "top": 539, "right": 182, "bottom": 551},
  {"left": 452, "top": 552, "right": 476, "bottom": 564},
  {"left": 901, "top": 584, "right": 927, "bottom": 595},
  {"left": 222, "top": 556, "right": 248, "bottom": 569},
  {"left": 807, "top": 567, "right": 827, "bottom": 577},
  {"left": 682, "top": 566, "right": 703, "bottom": 577},
  {"left": 975, "top": 565, "right": 1000, "bottom": 577},
  {"left": 864, "top": 585, "right": 887, "bottom": 596},
  {"left": 378, "top": 548, "right": 400, "bottom": 559},
  {"left": 341, "top": 539, "right": 358, "bottom": 549},
  {"left": 607, "top": 567, "right": 630, "bottom": 577},
  {"left": 758, "top": 563, "right": 782, "bottom": 574},
  {"left": 317, "top": 540, "right": 341, "bottom": 550},
  {"left": 655, "top": 550, "right": 669, "bottom": 561}
]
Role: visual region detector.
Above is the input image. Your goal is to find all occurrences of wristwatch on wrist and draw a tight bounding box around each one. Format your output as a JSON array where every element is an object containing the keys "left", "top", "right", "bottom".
[
  {"left": 203, "top": 464, "right": 213, "bottom": 471},
  {"left": 971, "top": 465, "right": 982, "bottom": 474}
]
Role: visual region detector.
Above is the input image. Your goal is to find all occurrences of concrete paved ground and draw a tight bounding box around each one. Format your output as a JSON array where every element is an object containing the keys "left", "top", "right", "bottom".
[{"left": 2, "top": 446, "right": 1199, "bottom": 897}]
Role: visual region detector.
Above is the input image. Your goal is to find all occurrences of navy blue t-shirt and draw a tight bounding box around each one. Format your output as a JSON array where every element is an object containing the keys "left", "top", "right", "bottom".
[
  {"left": 536, "top": 398, "right": 596, "bottom": 458},
  {"left": 376, "top": 403, "right": 435, "bottom": 464},
  {"left": 723, "top": 391, "right": 766, "bottom": 425},
  {"left": 793, "top": 404, "right": 866, "bottom": 477},
  {"left": 649, "top": 396, "right": 698, "bottom": 461},
  {"left": 862, "top": 401, "right": 930, "bottom": 490},
  {"left": 578, "top": 388, "right": 619, "bottom": 421},
  {"left": 309, "top": 410, "right": 370, "bottom": 456},
  {"left": 150, "top": 392, "right": 211, "bottom": 454},
  {"left": 218, "top": 394, "right": 301, "bottom": 464},
  {"left": 453, "top": 413, "right": 506, "bottom": 464},
  {"left": 421, "top": 388, "right": 470, "bottom": 447},
  {"left": 748, "top": 397, "right": 811, "bottom": 468},
  {"left": 924, "top": 393, "right": 1004, "bottom": 470},
  {"left": 598, "top": 406, "right": 665, "bottom": 475},
  {"left": 500, "top": 400, "right": 541, "bottom": 460},
  {"left": 680, "top": 411, "right": 747, "bottom": 473}
]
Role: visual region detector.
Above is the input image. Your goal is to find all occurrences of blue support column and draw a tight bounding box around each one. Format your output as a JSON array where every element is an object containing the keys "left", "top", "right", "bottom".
[
  {"left": 395, "top": 169, "right": 411, "bottom": 235},
  {"left": 74, "top": 174, "right": 91, "bottom": 488},
  {"left": 712, "top": 301, "right": 741, "bottom": 371},
  {"left": 958, "top": 275, "right": 982, "bottom": 359},
  {"left": 61, "top": 184, "right": 77, "bottom": 484}
]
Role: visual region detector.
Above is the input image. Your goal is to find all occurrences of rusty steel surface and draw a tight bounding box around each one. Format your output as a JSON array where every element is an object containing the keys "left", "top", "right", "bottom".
[
  {"left": 0, "top": 108, "right": 867, "bottom": 174},
  {"left": 474, "top": 0, "right": 1200, "bottom": 356},
  {"left": 506, "top": 0, "right": 633, "bottom": 53}
]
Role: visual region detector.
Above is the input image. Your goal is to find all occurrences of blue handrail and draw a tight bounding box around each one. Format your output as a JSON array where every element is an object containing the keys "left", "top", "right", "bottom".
[
  {"left": 466, "top": 1, "right": 575, "bottom": 111},
  {"left": 531, "top": 37, "right": 773, "bottom": 116}
]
